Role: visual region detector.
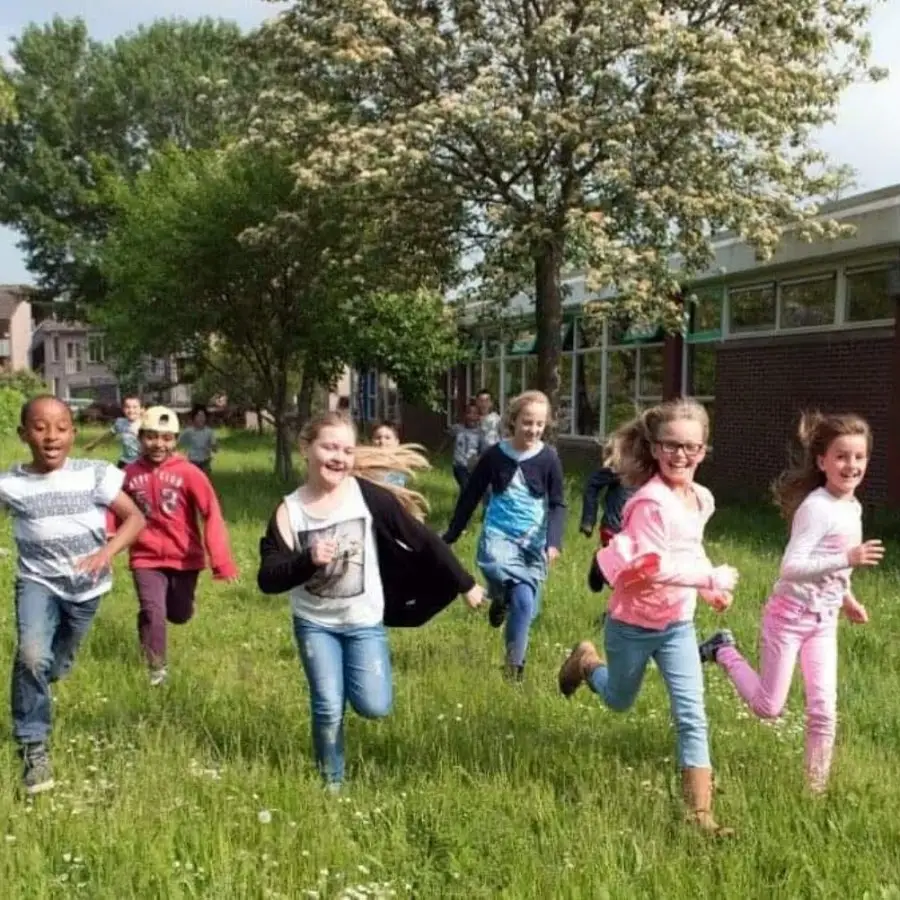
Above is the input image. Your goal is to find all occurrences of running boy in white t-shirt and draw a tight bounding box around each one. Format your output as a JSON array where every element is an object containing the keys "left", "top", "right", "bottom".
[{"left": 0, "top": 396, "right": 145, "bottom": 795}]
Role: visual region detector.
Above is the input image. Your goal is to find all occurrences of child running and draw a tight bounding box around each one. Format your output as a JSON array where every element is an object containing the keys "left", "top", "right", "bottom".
[
  {"left": 371, "top": 422, "right": 408, "bottom": 487},
  {"left": 122, "top": 406, "right": 238, "bottom": 686},
  {"left": 580, "top": 461, "right": 635, "bottom": 593},
  {"left": 698, "top": 412, "right": 883, "bottom": 794},
  {"left": 256, "top": 411, "right": 483, "bottom": 792},
  {"left": 177, "top": 404, "right": 219, "bottom": 474},
  {"left": 557, "top": 399, "right": 738, "bottom": 835},
  {"left": 0, "top": 396, "right": 145, "bottom": 794},
  {"left": 449, "top": 402, "right": 483, "bottom": 494},
  {"left": 443, "top": 390, "right": 565, "bottom": 682},
  {"left": 85, "top": 394, "right": 142, "bottom": 469}
]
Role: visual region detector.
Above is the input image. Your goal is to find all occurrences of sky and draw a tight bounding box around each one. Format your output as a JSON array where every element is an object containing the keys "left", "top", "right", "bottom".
[{"left": 1, "top": 0, "right": 900, "bottom": 287}]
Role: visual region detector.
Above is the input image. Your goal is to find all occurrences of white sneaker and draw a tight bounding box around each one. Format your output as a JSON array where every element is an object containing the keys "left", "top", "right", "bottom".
[{"left": 149, "top": 667, "right": 168, "bottom": 687}]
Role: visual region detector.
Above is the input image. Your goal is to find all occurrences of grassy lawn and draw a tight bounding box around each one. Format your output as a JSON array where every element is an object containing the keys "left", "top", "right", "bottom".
[{"left": 1, "top": 428, "right": 899, "bottom": 898}]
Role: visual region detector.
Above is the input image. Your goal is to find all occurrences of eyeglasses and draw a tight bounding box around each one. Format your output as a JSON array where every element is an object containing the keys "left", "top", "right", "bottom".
[{"left": 656, "top": 440, "right": 705, "bottom": 458}]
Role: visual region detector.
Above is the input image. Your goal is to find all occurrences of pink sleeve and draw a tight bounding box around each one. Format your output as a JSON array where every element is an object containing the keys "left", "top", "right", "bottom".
[
  {"left": 598, "top": 499, "right": 716, "bottom": 591},
  {"left": 189, "top": 469, "right": 238, "bottom": 579}
]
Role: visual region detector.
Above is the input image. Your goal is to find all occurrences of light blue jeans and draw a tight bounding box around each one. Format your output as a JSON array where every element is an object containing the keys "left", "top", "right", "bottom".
[
  {"left": 11, "top": 578, "right": 101, "bottom": 745},
  {"left": 588, "top": 618, "right": 711, "bottom": 768},
  {"left": 293, "top": 617, "right": 393, "bottom": 785}
]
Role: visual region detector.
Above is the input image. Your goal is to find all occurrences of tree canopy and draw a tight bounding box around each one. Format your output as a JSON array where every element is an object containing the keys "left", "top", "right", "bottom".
[{"left": 256, "top": 0, "right": 883, "bottom": 410}]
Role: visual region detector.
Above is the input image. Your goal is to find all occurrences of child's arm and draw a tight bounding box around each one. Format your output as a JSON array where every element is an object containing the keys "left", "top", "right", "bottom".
[
  {"left": 257, "top": 503, "right": 320, "bottom": 594},
  {"left": 76, "top": 492, "right": 145, "bottom": 577},
  {"left": 545, "top": 449, "right": 567, "bottom": 556},
  {"left": 442, "top": 448, "right": 494, "bottom": 544},
  {"left": 85, "top": 427, "right": 114, "bottom": 452},
  {"left": 187, "top": 468, "right": 238, "bottom": 579},
  {"left": 779, "top": 501, "right": 873, "bottom": 581},
  {"left": 598, "top": 500, "right": 737, "bottom": 592}
]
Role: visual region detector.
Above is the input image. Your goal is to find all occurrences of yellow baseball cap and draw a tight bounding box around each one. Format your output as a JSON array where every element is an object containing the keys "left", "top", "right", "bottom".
[{"left": 140, "top": 406, "right": 180, "bottom": 435}]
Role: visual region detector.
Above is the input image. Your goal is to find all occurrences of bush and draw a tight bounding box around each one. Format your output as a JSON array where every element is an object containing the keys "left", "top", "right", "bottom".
[
  {"left": 0, "top": 369, "right": 49, "bottom": 398},
  {"left": 0, "top": 386, "right": 25, "bottom": 434}
]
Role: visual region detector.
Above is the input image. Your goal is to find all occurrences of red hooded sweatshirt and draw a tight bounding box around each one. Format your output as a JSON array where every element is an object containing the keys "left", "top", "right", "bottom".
[{"left": 121, "top": 454, "right": 238, "bottom": 578}]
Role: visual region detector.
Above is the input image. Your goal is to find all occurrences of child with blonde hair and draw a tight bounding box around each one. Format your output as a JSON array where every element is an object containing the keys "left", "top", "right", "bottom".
[
  {"left": 558, "top": 398, "right": 737, "bottom": 835},
  {"left": 443, "top": 390, "right": 565, "bottom": 681},
  {"left": 699, "top": 412, "right": 882, "bottom": 793},
  {"left": 257, "top": 412, "right": 483, "bottom": 792}
]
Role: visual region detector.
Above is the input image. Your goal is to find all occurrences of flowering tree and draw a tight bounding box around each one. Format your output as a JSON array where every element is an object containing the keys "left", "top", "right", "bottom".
[{"left": 257, "top": 0, "right": 882, "bottom": 411}]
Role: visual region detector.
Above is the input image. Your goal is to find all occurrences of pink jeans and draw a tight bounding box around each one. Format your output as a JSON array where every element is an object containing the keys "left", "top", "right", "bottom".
[{"left": 717, "top": 595, "right": 838, "bottom": 791}]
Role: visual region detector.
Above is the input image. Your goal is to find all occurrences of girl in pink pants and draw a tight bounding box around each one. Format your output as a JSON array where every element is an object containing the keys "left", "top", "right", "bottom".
[{"left": 699, "top": 412, "right": 884, "bottom": 793}]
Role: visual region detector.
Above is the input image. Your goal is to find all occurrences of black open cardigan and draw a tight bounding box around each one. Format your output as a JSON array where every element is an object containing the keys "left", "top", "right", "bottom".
[{"left": 257, "top": 477, "right": 476, "bottom": 628}]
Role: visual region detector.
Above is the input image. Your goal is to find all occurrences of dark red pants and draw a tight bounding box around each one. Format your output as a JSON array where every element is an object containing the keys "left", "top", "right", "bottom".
[{"left": 132, "top": 569, "right": 200, "bottom": 667}]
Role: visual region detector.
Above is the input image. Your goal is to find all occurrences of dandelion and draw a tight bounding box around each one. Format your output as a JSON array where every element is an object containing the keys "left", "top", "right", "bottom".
[{"left": 258, "top": 809, "right": 273, "bottom": 824}]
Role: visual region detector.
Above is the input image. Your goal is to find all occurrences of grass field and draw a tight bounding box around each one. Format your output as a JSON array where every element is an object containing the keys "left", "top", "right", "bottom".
[{"left": 1, "top": 428, "right": 899, "bottom": 899}]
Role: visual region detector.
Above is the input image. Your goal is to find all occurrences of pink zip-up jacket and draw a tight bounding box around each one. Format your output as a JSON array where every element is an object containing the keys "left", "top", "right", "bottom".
[{"left": 596, "top": 475, "right": 733, "bottom": 630}]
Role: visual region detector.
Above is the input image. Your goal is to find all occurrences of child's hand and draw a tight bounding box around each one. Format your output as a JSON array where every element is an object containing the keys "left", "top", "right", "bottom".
[
  {"left": 709, "top": 591, "right": 733, "bottom": 612},
  {"left": 464, "top": 584, "right": 484, "bottom": 609},
  {"left": 842, "top": 594, "right": 869, "bottom": 624},
  {"left": 710, "top": 565, "right": 739, "bottom": 593},
  {"left": 848, "top": 540, "right": 884, "bottom": 568},
  {"left": 75, "top": 548, "right": 112, "bottom": 581},
  {"left": 547, "top": 547, "right": 560, "bottom": 565},
  {"left": 310, "top": 539, "right": 337, "bottom": 567}
]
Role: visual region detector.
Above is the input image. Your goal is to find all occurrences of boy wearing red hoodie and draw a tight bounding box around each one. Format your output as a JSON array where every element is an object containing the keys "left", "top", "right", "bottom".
[{"left": 123, "top": 406, "right": 238, "bottom": 685}]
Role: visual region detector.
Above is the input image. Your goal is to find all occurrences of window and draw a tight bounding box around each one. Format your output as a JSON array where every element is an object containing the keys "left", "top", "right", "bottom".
[
  {"left": 845, "top": 266, "right": 896, "bottom": 323},
  {"left": 687, "top": 286, "right": 723, "bottom": 337},
  {"left": 64, "top": 341, "right": 83, "bottom": 375},
  {"left": 558, "top": 353, "right": 574, "bottom": 433},
  {"left": 575, "top": 351, "right": 603, "bottom": 436},
  {"left": 502, "top": 357, "right": 523, "bottom": 407},
  {"left": 606, "top": 349, "right": 637, "bottom": 433},
  {"left": 728, "top": 283, "right": 776, "bottom": 333},
  {"left": 685, "top": 344, "right": 716, "bottom": 441},
  {"left": 88, "top": 334, "right": 106, "bottom": 364},
  {"left": 523, "top": 355, "right": 538, "bottom": 391},
  {"left": 52, "top": 336, "right": 59, "bottom": 363},
  {"left": 638, "top": 345, "right": 664, "bottom": 401},
  {"left": 482, "top": 358, "right": 500, "bottom": 406},
  {"left": 779, "top": 276, "right": 835, "bottom": 329}
]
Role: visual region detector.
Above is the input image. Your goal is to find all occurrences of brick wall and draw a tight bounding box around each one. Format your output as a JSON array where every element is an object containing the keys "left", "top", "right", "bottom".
[{"left": 709, "top": 327, "right": 896, "bottom": 506}]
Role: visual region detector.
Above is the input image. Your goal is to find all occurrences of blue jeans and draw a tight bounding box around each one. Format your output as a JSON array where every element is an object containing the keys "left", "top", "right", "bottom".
[
  {"left": 505, "top": 582, "right": 537, "bottom": 667},
  {"left": 11, "top": 579, "right": 101, "bottom": 745},
  {"left": 293, "top": 617, "right": 393, "bottom": 785},
  {"left": 588, "top": 618, "right": 710, "bottom": 768}
]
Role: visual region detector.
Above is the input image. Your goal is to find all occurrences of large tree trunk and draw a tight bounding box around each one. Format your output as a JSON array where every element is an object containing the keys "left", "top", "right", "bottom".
[
  {"left": 533, "top": 237, "right": 564, "bottom": 435},
  {"left": 271, "top": 371, "right": 293, "bottom": 481},
  {"left": 296, "top": 359, "right": 316, "bottom": 427}
]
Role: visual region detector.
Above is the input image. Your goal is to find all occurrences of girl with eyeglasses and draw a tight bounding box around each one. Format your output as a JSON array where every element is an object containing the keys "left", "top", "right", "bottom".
[{"left": 557, "top": 398, "right": 739, "bottom": 836}]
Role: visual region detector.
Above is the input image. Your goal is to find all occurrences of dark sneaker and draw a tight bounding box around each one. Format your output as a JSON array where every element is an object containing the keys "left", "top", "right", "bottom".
[
  {"left": 579, "top": 525, "right": 593, "bottom": 538},
  {"left": 698, "top": 630, "right": 736, "bottom": 664},
  {"left": 488, "top": 585, "right": 510, "bottom": 629},
  {"left": 502, "top": 663, "right": 525, "bottom": 683},
  {"left": 21, "top": 742, "right": 54, "bottom": 795}
]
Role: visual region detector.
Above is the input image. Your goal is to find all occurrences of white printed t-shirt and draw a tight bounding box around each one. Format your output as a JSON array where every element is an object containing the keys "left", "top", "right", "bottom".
[
  {"left": 0, "top": 459, "right": 124, "bottom": 602},
  {"left": 282, "top": 478, "right": 384, "bottom": 628}
]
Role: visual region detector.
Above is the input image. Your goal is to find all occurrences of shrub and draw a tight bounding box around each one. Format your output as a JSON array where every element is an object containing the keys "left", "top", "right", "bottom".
[{"left": 0, "top": 386, "right": 25, "bottom": 434}]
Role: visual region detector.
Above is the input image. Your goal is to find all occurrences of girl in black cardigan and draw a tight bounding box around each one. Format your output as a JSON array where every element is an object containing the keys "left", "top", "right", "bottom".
[{"left": 257, "top": 412, "right": 483, "bottom": 791}]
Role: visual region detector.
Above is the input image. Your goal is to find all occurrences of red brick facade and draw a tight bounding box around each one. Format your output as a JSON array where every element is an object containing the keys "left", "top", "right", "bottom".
[{"left": 708, "top": 327, "right": 896, "bottom": 505}]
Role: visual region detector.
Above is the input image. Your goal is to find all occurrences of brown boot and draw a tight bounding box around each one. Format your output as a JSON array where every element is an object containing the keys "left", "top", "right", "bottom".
[
  {"left": 558, "top": 641, "right": 603, "bottom": 697},
  {"left": 681, "top": 767, "right": 734, "bottom": 837}
]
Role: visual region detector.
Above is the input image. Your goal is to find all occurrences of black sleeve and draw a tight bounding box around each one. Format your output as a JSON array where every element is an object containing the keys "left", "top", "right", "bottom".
[
  {"left": 545, "top": 449, "right": 567, "bottom": 550},
  {"left": 256, "top": 508, "right": 318, "bottom": 595},
  {"left": 443, "top": 447, "right": 494, "bottom": 544},
  {"left": 361, "top": 480, "right": 476, "bottom": 595}
]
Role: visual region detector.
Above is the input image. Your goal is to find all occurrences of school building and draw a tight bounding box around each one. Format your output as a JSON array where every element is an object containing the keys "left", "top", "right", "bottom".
[{"left": 399, "top": 184, "right": 900, "bottom": 507}]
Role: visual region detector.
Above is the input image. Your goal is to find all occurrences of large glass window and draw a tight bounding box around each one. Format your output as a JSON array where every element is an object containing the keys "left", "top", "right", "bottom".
[
  {"left": 845, "top": 266, "right": 896, "bottom": 323},
  {"left": 779, "top": 276, "right": 836, "bottom": 329},
  {"left": 523, "top": 355, "right": 538, "bottom": 390},
  {"left": 575, "top": 351, "right": 603, "bottom": 436},
  {"left": 687, "top": 286, "right": 723, "bottom": 336},
  {"left": 557, "top": 354, "right": 574, "bottom": 433},
  {"left": 728, "top": 283, "right": 776, "bottom": 333},
  {"left": 482, "top": 358, "right": 500, "bottom": 404},
  {"left": 606, "top": 349, "right": 637, "bottom": 433},
  {"left": 638, "top": 345, "right": 664, "bottom": 402}
]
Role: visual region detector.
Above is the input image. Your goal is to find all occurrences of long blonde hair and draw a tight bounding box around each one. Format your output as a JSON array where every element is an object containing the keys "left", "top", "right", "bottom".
[
  {"left": 299, "top": 411, "right": 430, "bottom": 520},
  {"left": 772, "top": 411, "right": 872, "bottom": 524},
  {"left": 604, "top": 399, "right": 709, "bottom": 488},
  {"left": 504, "top": 389, "right": 551, "bottom": 436}
]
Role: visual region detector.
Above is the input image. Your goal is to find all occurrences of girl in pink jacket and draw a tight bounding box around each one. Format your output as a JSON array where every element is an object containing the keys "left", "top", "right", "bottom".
[
  {"left": 698, "top": 412, "right": 883, "bottom": 793},
  {"left": 557, "top": 398, "right": 738, "bottom": 836}
]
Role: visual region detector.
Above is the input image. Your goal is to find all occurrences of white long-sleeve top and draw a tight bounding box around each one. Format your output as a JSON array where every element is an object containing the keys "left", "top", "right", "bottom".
[{"left": 772, "top": 487, "right": 862, "bottom": 612}]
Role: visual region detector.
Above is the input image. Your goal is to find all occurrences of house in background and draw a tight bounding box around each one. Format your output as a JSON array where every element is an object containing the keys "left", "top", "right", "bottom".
[
  {"left": 0, "top": 285, "right": 34, "bottom": 371},
  {"left": 30, "top": 319, "right": 192, "bottom": 409}
]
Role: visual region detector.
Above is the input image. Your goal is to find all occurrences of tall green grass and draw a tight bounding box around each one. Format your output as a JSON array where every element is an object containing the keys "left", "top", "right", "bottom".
[{"left": 0, "top": 429, "right": 898, "bottom": 898}]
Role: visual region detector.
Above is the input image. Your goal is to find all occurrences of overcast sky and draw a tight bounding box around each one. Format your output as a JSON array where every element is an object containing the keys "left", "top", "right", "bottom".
[{"left": 2, "top": 0, "right": 900, "bottom": 286}]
